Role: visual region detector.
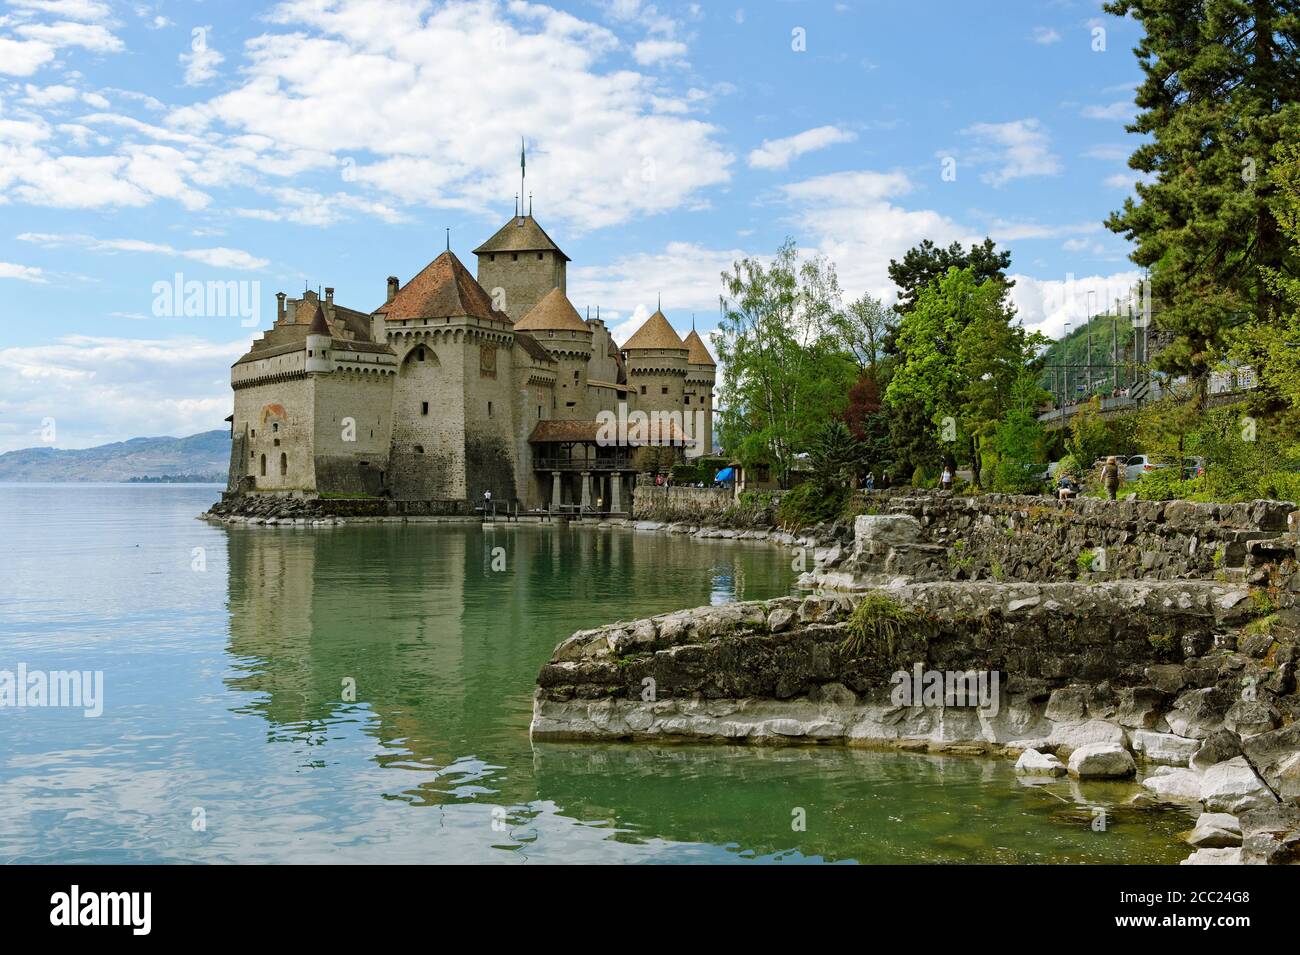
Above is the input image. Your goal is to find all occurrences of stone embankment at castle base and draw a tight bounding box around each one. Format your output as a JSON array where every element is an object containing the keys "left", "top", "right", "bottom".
[{"left": 534, "top": 493, "right": 1300, "bottom": 864}]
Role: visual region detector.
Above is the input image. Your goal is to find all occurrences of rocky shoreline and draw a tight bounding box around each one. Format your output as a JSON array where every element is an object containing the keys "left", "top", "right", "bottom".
[{"left": 531, "top": 503, "right": 1300, "bottom": 865}]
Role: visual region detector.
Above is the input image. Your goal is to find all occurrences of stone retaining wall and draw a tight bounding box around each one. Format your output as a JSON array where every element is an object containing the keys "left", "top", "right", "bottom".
[{"left": 866, "top": 493, "right": 1298, "bottom": 583}]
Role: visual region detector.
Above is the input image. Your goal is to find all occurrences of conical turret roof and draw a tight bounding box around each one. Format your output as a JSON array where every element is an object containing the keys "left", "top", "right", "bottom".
[
  {"left": 622, "top": 309, "right": 687, "bottom": 351},
  {"left": 514, "top": 287, "right": 590, "bottom": 333},
  {"left": 683, "top": 329, "right": 715, "bottom": 366}
]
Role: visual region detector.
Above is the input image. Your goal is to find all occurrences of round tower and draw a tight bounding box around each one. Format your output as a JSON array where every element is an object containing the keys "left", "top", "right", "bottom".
[
  {"left": 514, "top": 287, "right": 593, "bottom": 419},
  {"left": 304, "top": 297, "right": 333, "bottom": 374},
  {"left": 622, "top": 308, "right": 689, "bottom": 446},
  {"left": 682, "top": 328, "right": 716, "bottom": 456}
]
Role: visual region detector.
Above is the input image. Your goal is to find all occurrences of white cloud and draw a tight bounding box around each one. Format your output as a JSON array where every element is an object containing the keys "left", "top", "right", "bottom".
[
  {"left": 20, "top": 83, "right": 79, "bottom": 105},
  {"left": 960, "top": 118, "right": 1061, "bottom": 187},
  {"left": 0, "top": 335, "right": 244, "bottom": 453},
  {"left": 153, "top": 0, "right": 733, "bottom": 232},
  {"left": 1030, "top": 26, "right": 1060, "bottom": 44},
  {"left": 18, "top": 232, "right": 268, "bottom": 270},
  {"left": 777, "top": 169, "right": 970, "bottom": 302},
  {"left": 0, "top": 35, "right": 56, "bottom": 75},
  {"left": 15, "top": 20, "right": 123, "bottom": 52},
  {"left": 570, "top": 240, "right": 752, "bottom": 335},
  {"left": 8, "top": 0, "right": 113, "bottom": 21},
  {"left": 1082, "top": 101, "right": 1136, "bottom": 121},
  {"left": 632, "top": 39, "right": 686, "bottom": 65},
  {"left": 1009, "top": 270, "right": 1143, "bottom": 339},
  {"left": 747, "top": 125, "right": 856, "bottom": 170},
  {"left": 180, "top": 27, "right": 224, "bottom": 85},
  {"left": 0, "top": 261, "right": 46, "bottom": 282}
]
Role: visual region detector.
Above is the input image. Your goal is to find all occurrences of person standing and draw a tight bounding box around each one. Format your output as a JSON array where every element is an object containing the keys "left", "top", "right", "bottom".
[
  {"left": 940, "top": 466, "right": 953, "bottom": 491},
  {"left": 1102, "top": 456, "right": 1120, "bottom": 501}
]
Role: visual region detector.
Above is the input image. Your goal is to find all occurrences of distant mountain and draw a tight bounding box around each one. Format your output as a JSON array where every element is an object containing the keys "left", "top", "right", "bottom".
[{"left": 0, "top": 431, "right": 230, "bottom": 483}]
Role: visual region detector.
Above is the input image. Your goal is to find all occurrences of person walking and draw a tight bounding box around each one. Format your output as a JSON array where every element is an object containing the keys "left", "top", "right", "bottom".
[
  {"left": 940, "top": 465, "right": 953, "bottom": 492},
  {"left": 1102, "top": 455, "right": 1120, "bottom": 501},
  {"left": 865, "top": 471, "right": 875, "bottom": 491}
]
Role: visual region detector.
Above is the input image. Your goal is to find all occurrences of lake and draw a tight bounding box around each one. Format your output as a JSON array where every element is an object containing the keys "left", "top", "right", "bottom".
[{"left": 0, "top": 485, "right": 1197, "bottom": 863}]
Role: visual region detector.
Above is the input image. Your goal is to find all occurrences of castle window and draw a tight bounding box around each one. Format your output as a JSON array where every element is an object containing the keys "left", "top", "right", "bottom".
[
  {"left": 662, "top": 387, "right": 668, "bottom": 395},
  {"left": 537, "top": 405, "right": 542, "bottom": 418},
  {"left": 490, "top": 254, "right": 496, "bottom": 262},
  {"left": 421, "top": 401, "right": 429, "bottom": 415},
  {"left": 280, "top": 453, "right": 287, "bottom": 476},
  {"left": 260, "top": 454, "right": 266, "bottom": 477},
  {"left": 414, "top": 445, "right": 424, "bottom": 454},
  {"left": 487, "top": 401, "right": 493, "bottom": 417},
  {"left": 640, "top": 385, "right": 646, "bottom": 395},
  {"left": 273, "top": 438, "right": 280, "bottom": 447},
  {"left": 511, "top": 253, "right": 518, "bottom": 262},
  {"left": 685, "top": 396, "right": 691, "bottom": 405},
  {"left": 573, "top": 370, "right": 579, "bottom": 380},
  {"left": 537, "top": 253, "right": 543, "bottom": 260},
  {"left": 418, "top": 347, "right": 425, "bottom": 361}
]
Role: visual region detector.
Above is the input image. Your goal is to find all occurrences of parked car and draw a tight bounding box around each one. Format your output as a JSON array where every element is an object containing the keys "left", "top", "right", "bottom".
[{"left": 1124, "top": 454, "right": 1170, "bottom": 483}]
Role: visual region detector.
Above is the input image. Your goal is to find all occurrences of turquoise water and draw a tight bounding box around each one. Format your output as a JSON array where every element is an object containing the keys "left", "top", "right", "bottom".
[{"left": 0, "top": 485, "right": 1197, "bottom": 863}]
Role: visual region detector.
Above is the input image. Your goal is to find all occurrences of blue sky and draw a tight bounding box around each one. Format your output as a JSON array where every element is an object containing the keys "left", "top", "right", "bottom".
[{"left": 0, "top": 0, "right": 1150, "bottom": 450}]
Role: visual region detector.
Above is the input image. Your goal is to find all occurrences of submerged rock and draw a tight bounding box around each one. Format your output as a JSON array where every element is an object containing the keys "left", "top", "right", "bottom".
[
  {"left": 1068, "top": 742, "right": 1136, "bottom": 779},
  {"left": 1015, "top": 748, "right": 1066, "bottom": 777}
]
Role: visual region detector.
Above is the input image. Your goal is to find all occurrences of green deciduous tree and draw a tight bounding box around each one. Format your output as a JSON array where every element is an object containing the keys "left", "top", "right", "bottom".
[
  {"left": 715, "top": 239, "right": 858, "bottom": 486},
  {"left": 885, "top": 267, "right": 1037, "bottom": 487}
]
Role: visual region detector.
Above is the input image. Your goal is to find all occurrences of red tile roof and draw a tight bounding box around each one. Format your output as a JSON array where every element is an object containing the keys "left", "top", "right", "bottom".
[{"left": 374, "top": 250, "right": 509, "bottom": 322}]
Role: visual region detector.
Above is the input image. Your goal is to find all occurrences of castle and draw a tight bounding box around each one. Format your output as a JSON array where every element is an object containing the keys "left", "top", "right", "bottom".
[{"left": 226, "top": 212, "right": 716, "bottom": 512}]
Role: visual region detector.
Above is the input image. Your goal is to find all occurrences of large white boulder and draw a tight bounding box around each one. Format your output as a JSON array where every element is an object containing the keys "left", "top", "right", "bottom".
[
  {"left": 1180, "top": 848, "right": 1242, "bottom": 865},
  {"left": 1200, "top": 757, "right": 1276, "bottom": 814},
  {"left": 1015, "top": 748, "right": 1067, "bottom": 777},
  {"left": 1068, "top": 742, "right": 1136, "bottom": 779},
  {"left": 1131, "top": 729, "right": 1200, "bottom": 767},
  {"left": 1187, "top": 812, "right": 1242, "bottom": 849},
  {"left": 1048, "top": 720, "right": 1127, "bottom": 757},
  {"left": 1141, "top": 768, "right": 1203, "bottom": 802}
]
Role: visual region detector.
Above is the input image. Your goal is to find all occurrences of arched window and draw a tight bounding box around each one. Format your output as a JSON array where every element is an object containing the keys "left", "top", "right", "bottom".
[
  {"left": 279, "top": 453, "right": 287, "bottom": 476},
  {"left": 259, "top": 454, "right": 266, "bottom": 476}
]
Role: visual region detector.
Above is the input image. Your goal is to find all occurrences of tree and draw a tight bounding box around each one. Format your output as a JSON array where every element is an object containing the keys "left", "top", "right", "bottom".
[
  {"left": 834, "top": 293, "right": 895, "bottom": 377},
  {"left": 993, "top": 372, "right": 1050, "bottom": 491},
  {"left": 715, "top": 238, "right": 858, "bottom": 485},
  {"left": 840, "top": 376, "right": 892, "bottom": 473},
  {"left": 808, "top": 419, "right": 864, "bottom": 490},
  {"left": 1104, "top": 0, "right": 1300, "bottom": 384},
  {"left": 1234, "top": 139, "right": 1300, "bottom": 414},
  {"left": 887, "top": 238, "right": 1013, "bottom": 315},
  {"left": 885, "top": 267, "right": 1031, "bottom": 487}
]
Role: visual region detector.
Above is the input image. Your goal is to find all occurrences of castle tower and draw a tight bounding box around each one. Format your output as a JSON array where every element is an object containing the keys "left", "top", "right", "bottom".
[
  {"left": 375, "top": 249, "right": 517, "bottom": 502},
  {"left": 514, "top": 287, "right": 593, "bottom": 420},
  {"left": 473, "top": 214, "right": 569, "bottom": 323},
  {"left": 304, "top": 300, "right": 332, "bottom": 374},
  {"left": 682, "top": 328, "right": 716, "bottom": 455},
  {"left": 622, "top": 308, "right": 690, "bottom": 449}
]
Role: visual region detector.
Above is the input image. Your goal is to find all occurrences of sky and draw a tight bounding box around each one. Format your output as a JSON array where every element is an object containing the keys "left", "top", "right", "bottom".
[{"left": 0, "top": 0, "right": 1153, "bottom": 452}]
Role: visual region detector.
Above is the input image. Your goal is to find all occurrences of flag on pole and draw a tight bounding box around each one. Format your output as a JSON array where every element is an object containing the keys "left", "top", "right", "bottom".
[{"left": 520, "top": 139, "right": 526, "bottom": 178}]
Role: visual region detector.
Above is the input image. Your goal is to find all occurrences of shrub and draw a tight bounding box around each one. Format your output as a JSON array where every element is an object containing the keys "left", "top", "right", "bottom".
[
  {"left": 776, "top": 481, "right": 850, "bottom": 529},
  {"left": 842, "top": 592, "right": 916, "bottom": 657}
]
